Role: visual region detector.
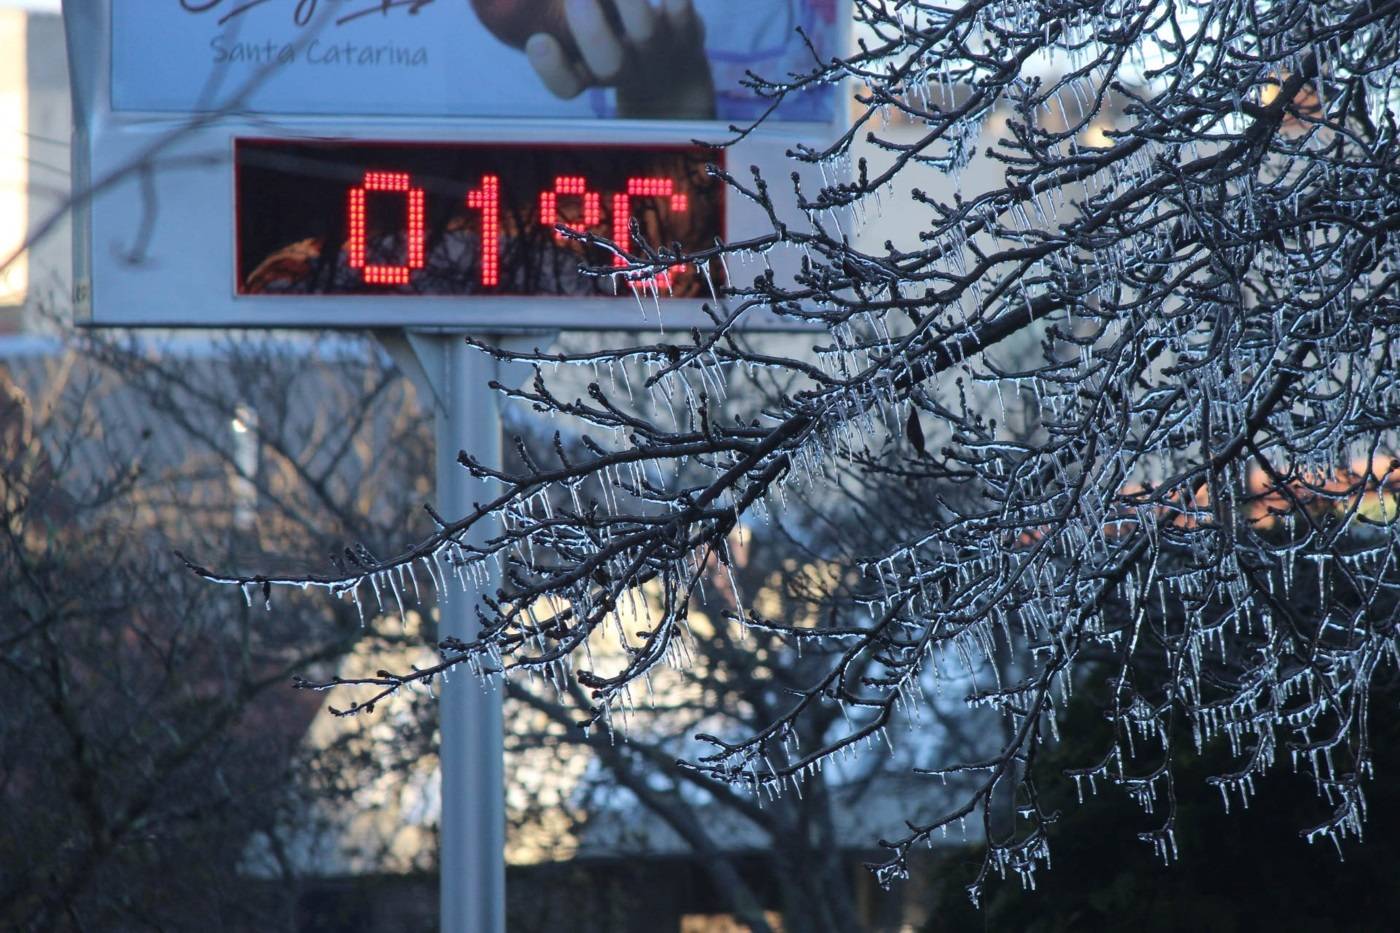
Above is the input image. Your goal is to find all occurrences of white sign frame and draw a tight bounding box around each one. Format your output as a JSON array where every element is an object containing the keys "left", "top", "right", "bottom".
[{"left": 65, "top": 0, "right": 848, "bottom": 331}]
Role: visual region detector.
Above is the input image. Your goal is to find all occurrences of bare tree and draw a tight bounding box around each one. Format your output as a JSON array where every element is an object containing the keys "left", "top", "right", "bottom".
[
  {"left": 497, "top": 489, "right": 997, "bottom": 933},
  {"left": 201, "top": 0, "right": 1400, "bottom": 905},
  {"left": 0, "top": 329, "right": 429, "bottom": 929}
]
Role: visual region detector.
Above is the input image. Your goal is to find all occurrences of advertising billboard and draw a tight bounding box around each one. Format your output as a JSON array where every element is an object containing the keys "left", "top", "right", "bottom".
[
  {"left": 112, "top": 0, "right": 839, "bottom": 124},
  {"left": 67, "top": 0, "right": 845, "bottom": 329}
]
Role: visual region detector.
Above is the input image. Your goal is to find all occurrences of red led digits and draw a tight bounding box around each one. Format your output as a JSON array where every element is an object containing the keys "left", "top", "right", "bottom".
[
  {"left": 337, "top": 166, "right": 699, "bottom": 293},
  {"left": 347, "top": 186, "right": 367, "bottom": 269},
  {"left": 611, "top": 177, "right": 690, "bottom": 287},
  {"left": 540, "top": 176, "right": 602, "bottom": 243},
  {"left": 465, "top": 174, "right": 501, "bottom": 288},
  {"left": 346, "top": 171, "right": 425, "bottom": 286},
  {"left": 238, "top": 139, "right": 726, "bottom": 298}
]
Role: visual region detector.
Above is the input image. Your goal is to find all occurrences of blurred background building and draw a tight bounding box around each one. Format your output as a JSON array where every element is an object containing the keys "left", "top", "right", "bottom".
[{"left": 0, "top": 1, "right": 67, "bottom": 333}]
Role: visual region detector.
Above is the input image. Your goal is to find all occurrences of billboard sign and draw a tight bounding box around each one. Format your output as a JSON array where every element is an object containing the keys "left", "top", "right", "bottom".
[
  {"left": 66, "top": 0, "right": 845, "bottom": 330},
  {"left": 112, "top": 0, "right": 839, "bottom": 124}
]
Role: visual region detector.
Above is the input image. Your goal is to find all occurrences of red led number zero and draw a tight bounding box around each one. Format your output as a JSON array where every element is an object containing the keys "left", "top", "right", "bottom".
[{"left": 347, "top": 171, "right": 426, "bottom": 286}]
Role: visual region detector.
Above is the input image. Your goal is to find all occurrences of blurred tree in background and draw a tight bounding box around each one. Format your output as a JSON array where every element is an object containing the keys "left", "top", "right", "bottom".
[{"left": 0, "top": 332, "right": 429, "bottom": 929}]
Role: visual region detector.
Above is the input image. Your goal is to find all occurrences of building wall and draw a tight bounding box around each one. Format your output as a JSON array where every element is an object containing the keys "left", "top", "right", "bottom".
[{"left": 0, "top": 7, "right": 70, "bottom": 334}]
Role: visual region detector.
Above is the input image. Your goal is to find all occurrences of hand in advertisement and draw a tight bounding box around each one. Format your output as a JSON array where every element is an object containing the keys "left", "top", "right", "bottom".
[{"left": 474, "top": 0, "right": 717, "bottom": 119}]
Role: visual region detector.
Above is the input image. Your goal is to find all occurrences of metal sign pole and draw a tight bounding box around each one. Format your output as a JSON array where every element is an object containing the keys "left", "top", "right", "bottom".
[
  {"left": 437, "top": 335, "right": 505, "bottom": 933},
  {"left": 388, "top": 330, "right": 505, "bottom": 933}
]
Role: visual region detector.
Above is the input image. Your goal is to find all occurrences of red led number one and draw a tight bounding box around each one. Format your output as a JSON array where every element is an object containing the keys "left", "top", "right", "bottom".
[
  {"left": 347, "top": 171, "right": 425, "bottom": 286},
  {"left": 466, "top": 175, "right": 501, "bottom": 287}
]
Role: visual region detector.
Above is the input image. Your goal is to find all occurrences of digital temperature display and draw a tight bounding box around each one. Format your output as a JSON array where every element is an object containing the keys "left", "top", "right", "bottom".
[{"left": 234, "top": 139, "right": 725, "bottom": 298}]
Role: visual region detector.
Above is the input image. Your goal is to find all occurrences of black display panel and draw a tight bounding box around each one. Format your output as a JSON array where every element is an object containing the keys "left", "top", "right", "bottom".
[{"left": 234, "top": 139, "right": 725, "bottom": 298}]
